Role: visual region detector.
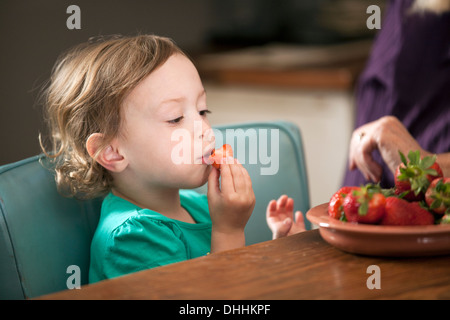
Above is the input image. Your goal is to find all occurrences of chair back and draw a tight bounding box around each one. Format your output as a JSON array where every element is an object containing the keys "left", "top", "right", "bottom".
[{"left": 0, "top": 156, "right": 102, "bottom": 299}]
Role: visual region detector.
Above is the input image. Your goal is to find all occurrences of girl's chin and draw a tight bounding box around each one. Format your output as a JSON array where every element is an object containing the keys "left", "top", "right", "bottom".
[
  {"left": 177, "top": 165, "right": 211, "bottom": 189},
  {"left": 195, "top": 165, "right": 212, "bottom": 186}
]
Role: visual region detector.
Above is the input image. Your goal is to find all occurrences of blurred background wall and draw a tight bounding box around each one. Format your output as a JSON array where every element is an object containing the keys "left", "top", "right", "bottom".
[
  {"left": 0, "top": 0, "right": 384, "bottom": 205},
  {"left": 0, "top": 0, "right": 213, "bottom": 165}
]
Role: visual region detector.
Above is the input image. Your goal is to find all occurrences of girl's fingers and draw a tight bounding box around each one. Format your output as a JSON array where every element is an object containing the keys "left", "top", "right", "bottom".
[
  {"left": 236, "top": 159, "right": 253, "bottom": 193},
  {"left": 276, "top": 195, "right": 288, "bottom": 210},
  {"left": 293, "top": 211, "right": 306, "bottom": 233},
  {"left": 266, "top": 200, "right": 277, "bottom": 217},
  {"left": 222, "top": 158, "right": 254, "bottom": 196},
  {"left": 207, "top": 166, "right": 220, "bottom": 196},
  {"left": 285, "top": 198, "right": 294, "bottom": 213},
  {"left": 227, "top": 158, "right": 246, "bottom": 193},
  {"left": 219, "top": 161, "right": 235, "bottom": 194}
]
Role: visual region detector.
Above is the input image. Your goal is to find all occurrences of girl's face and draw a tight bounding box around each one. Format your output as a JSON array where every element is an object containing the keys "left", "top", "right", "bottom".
[{"left": 117, "top": 53, "right": 214, "bottom": 190}]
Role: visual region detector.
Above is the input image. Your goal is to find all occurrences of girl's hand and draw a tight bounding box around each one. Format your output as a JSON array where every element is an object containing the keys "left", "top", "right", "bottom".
[
  {"left": 207, "top": 158, "right": 255, "bottom": 252},
  {"left": 266, "top": 195, "right": 305, "bottom": 239}
]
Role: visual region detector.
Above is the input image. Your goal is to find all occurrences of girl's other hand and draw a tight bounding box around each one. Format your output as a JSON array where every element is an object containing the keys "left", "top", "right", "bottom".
[{"left": 266, "top": 195, "right": 305, "bottom": 239}]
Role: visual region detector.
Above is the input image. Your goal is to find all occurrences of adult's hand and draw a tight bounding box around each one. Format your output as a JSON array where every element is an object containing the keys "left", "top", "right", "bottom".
[{"left": 348, "top": 116, "right": 425, "bottom": 182}]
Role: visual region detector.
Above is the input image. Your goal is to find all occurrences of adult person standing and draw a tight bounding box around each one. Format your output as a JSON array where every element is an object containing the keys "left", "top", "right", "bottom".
[{"left": 344, "top": 0, "right": 450, "bottom": 188}]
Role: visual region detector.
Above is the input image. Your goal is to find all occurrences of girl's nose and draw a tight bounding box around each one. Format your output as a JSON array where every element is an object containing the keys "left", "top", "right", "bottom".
[
  {"left": 200, "top": 125, "right": 215, "bottom": 144},
  {"left": 199, "top": 126, "right": 214, "bottom": 141}
]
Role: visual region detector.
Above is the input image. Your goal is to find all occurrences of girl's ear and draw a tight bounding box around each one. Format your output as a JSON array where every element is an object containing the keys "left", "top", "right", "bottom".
[{"left": 86, "top": 133, "right": 128, "bottom": 173}]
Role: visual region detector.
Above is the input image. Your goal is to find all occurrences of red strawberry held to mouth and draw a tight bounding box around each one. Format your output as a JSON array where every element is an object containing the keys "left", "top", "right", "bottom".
[
  {"left": 328, "top": 186, "right": 358, "bottom": 220},
  {"left": 394, "top": 150, "right": 443, "bottom": 201},
  {"left": 209, "top": 144, "right": 233, "bottom": 169},
  {"left": 381, "top": 196, "right": 434, "bottom": 226},
  {"left": 343, "top": 184, "right": 386, "bottom": 224}
]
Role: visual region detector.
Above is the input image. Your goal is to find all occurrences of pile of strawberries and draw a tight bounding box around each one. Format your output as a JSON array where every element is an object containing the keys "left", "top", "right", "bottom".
[{"left": 328, "top": 151, "right": 450, "bottom": 226}]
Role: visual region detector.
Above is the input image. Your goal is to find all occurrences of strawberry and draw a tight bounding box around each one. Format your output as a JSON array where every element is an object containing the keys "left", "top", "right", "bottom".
[
  {"left": 208, "top": 144, "right": 233, "bottom": 169},
  {"left": 381, "top": 197, "right": 434, "bottom": 226},
  {"left": 328, "top": 186, "right": 358, "bottom": 220},
  {"left": 425, "top": 177, "right": 450, "bottom": 215},
  {"left": 394, "top": 150, "right": 443, "bottom": 201},
  {"left": 342, "top": 184, "right": 386, "bottom": 224}
]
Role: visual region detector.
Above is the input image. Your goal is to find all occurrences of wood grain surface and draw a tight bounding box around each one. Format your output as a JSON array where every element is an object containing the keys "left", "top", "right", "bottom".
[{"left": 38, "top": 229, "right": 450, "bottom": 300}]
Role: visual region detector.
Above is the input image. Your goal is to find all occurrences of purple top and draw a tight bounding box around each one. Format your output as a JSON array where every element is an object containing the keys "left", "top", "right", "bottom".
[{"left": 343, "top": 0, "right": 450, "bottom": 188}]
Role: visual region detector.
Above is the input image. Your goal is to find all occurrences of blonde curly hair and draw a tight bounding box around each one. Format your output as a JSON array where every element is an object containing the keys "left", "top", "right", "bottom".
[{"left": 40, "top": 34, "right": 185, "bottom": 199}]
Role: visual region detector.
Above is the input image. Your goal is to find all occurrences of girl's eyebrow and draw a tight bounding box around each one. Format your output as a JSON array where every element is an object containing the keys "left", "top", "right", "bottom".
[
  {"left": 196, "top": 89, "right": 207, "bottom": 102},
  {"left": 160, "top": 96, "right": 185, "bottom": 106},
  {"left": 160, "top": 89, "right": 206, "bottom": 105}
]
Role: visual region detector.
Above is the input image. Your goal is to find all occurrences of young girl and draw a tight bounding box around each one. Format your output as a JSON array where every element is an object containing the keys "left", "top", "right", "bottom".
[{"left": 40, "top": 34, "right": 304, "bottom": 283}]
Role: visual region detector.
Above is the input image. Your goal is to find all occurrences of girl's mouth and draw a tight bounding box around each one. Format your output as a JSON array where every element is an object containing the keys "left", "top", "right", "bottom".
[{"left": 200, "top": 149, "right": 214, "bottom": 165}]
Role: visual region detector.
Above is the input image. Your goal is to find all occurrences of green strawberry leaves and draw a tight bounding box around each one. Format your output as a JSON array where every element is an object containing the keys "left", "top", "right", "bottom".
[
  {"left": 398, "top": 150, "right": 438, "bottom": 196},
  {"left": 429, "top": 179, "right": 450, "bottom": 212},
  {"left": 354, "top": 184, "right": 382, "bottom": 216}
]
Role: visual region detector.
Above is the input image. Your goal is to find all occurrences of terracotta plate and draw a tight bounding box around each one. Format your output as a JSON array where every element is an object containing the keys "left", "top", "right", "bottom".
[{"left": 306, "top": 203, "right": 450, "bottom": 257}]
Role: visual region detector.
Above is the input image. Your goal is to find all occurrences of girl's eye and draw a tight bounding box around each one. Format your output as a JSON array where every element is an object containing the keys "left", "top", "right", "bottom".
[
  {"left": 167, "top": 116, "right": 184, "bottom": 124},
  {"left": 199, "top": 110, "right": 211, "bottom": 117}
]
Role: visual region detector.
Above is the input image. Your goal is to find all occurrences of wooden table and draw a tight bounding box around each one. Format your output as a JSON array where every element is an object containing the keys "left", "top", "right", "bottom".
[{"left": 38, "top": 229, "right": 450, "bottom": 300}]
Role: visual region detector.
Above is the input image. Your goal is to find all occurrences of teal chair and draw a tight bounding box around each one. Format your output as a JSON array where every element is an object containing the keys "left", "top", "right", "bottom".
[{"left": 0, "top": 121, "right": 309, "bottom": 299}]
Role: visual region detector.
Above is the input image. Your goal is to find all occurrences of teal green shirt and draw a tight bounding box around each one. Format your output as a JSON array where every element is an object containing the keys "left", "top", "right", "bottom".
[{"left": 89, "top": 190, "right": 211, "bottom": 283}]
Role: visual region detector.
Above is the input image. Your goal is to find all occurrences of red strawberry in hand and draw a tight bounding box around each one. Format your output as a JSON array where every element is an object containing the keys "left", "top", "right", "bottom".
[
  {"left": 328, "top": 186, "right": 358, "bottom": 220},
  {"left": 425, "top": 177, "right": 450, "bottom": 215},
  {"left": 381, "top": 197, "right": 434, "bottom": 226},
  {"left": 343, "top": 184, "right": 386, "bottom": 224},
  {"left": 208, "top": 144, "right": 233, "bottom": 169},
  {"left": 394, "top": 150, "right": 443, "bottom": 201}
]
